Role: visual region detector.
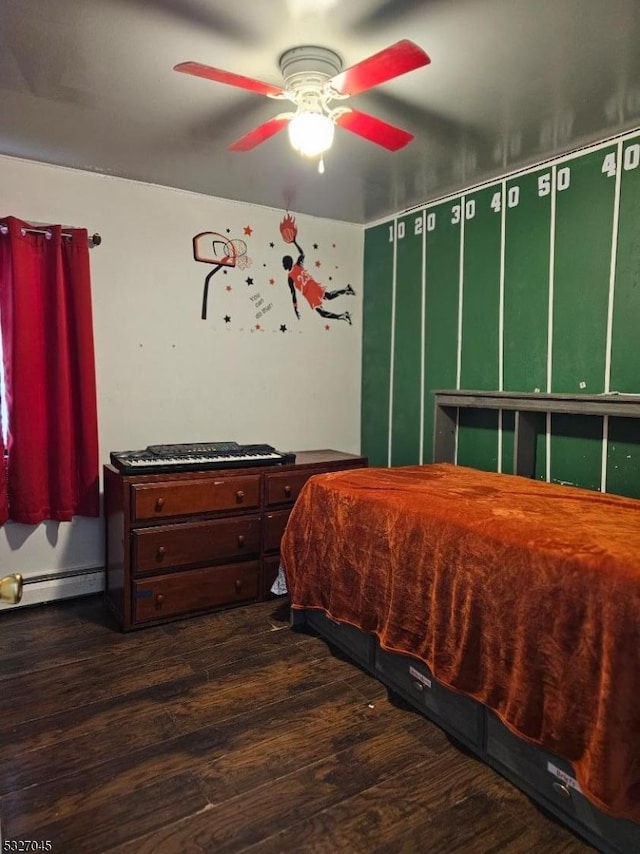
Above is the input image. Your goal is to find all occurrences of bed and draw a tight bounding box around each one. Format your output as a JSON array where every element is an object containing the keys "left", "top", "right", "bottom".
[{"left": 280, "top": 400, "right": 640, "bottom": 854}]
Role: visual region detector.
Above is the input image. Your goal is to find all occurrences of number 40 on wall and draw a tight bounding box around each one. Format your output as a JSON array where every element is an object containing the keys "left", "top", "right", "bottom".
[{"left": 602, "top": 143, "right": 640, "bottom": 176}]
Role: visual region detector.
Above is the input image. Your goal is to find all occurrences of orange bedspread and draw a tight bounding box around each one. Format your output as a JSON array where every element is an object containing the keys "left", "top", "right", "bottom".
[{"left": 281, "top": 463, "right": 640, "bottom": 821}]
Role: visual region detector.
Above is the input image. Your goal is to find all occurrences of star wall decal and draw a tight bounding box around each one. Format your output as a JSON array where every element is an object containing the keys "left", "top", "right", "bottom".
[
  {"left": 245, "top": 276, "right": 254, "bottom": 286},
  {"left": 315, "top": 260, "right": 321, "bottom": 268},
  {"left": 244, "top": 225, "right": 253, "bottom": 236},
  {"left": 269, "top": 278, "right": 275, "bottom": 285},
  {"left": 224, "top": 315, "right": 231, "bottom": 323},
  {"left": 269, "top": 242, "right": 275, "bottom": 248},
  {"left": 226, "top": 285, "right": 232, "bottom": 292},
  {"left": 280, "top": 324, "right": 287, "bottom": 332},
  {"left": 325, "top": 324, "right": 331, "bottom": 331},
  {"left": 313, "top": 243, "right": 319, "bottom": 249}
]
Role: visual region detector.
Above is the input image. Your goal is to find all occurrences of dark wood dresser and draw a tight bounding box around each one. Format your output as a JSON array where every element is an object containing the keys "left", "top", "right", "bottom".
[{"left": 104, "top": 449, "right": 367, "bottom": 631}]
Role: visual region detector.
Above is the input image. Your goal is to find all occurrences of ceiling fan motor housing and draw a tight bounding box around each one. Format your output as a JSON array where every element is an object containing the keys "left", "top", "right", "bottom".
[{"left": 278, "top": 45, "right": 343, "bottom": 97}]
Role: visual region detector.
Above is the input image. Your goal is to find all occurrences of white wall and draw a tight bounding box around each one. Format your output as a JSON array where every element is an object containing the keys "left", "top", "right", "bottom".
[{"left": 0, "top": 155, "right": 363, "bottom": 607}]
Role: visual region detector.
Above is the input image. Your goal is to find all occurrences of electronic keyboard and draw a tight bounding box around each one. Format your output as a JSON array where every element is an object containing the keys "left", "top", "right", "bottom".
[{"left": 110, "top": 441, "right": 296, "bottom": 474}]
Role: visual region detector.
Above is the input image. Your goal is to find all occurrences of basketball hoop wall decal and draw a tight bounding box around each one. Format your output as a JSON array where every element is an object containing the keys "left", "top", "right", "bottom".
[{"left": 193, "top": 231, "right": 252, "bottom": 320}]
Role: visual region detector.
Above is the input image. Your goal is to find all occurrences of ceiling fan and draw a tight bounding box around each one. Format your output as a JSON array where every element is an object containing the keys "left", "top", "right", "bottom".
[{"left": 174, "top": 40, "right": 430, "bottom": 168}]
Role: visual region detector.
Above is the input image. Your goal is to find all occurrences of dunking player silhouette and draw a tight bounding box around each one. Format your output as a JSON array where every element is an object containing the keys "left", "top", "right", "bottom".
[{"left": 280, "top": 215, "right": 355, "bottom": 324}]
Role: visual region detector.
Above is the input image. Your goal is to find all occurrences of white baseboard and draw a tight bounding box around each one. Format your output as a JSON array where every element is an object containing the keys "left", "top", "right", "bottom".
[{"left": 0, "top": 567, "right": 104, "bottom": 610}]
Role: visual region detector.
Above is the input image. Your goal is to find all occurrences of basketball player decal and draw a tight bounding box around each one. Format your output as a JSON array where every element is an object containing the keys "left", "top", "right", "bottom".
[
  {"left": 193, "top": 231, "right": 251, "bottom": 320},
  {"left": 279, "top": 214, "right": 355, "bottom": 325}
]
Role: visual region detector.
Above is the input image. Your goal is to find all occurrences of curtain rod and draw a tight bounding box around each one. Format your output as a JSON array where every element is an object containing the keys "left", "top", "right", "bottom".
[{"left": 0, "top": 223, "right": 102, "bottom": 246}]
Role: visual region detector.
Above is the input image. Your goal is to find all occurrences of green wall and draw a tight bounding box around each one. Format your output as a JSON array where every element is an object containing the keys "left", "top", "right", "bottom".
[{"left": 362, "top": 131, "right": 640, "bottom": 497}]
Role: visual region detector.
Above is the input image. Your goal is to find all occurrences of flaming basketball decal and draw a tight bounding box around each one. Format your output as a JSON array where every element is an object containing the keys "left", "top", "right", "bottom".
[{"left": 279, "top": 214, "right": 298, "bottom": 244}]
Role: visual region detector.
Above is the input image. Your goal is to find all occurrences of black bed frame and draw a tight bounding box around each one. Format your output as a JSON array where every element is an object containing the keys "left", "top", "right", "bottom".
[
  {"left": 291, "top": 607, "right": 638, "bottom": 854},
  {"left": 291, "top": 391, "right": 640, "bottom": 854}
]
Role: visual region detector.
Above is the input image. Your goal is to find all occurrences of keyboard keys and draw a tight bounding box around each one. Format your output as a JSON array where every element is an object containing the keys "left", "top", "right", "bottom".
[{"left": 110, "top": 447, "right": 294, "bottom": 473}]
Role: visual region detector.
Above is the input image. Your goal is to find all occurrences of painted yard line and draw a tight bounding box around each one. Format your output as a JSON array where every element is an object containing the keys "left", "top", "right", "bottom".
[
  {"left": 454, "top": 196, "right": 466, "bottom": 464},
  {"left": 546, "top": 166, "right": 557, "bottom": 483},
  {"left": 601, "top": 138, "right": 624, "bottom": 492},
  {"left": 388, "top": 219, "right": 398, "bottom": 467},
  {"left": 497, "top": 180, "right": 507, "bottom": 472},
  {"left": 419, "top": 210, "right": 427, "bottom": 463}
]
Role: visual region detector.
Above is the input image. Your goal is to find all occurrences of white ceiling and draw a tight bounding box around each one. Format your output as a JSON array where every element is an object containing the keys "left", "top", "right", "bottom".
[{"left": 1, "top": 0, "right": 640, "bottom": 224}]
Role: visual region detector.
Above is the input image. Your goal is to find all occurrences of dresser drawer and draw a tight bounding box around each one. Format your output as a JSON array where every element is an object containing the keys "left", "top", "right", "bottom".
[
  {"left": 131, "top": 474, "right": 260, "bottom": 520},
  {"left": 264, "top": 471, "right": 316, "bottom": 506},
  {"left": 263, "top": 509, "right": 291, "bottom": 552},
  {"left": 133, "top": 561, "right": 260, "bottom": 623},
  {"left": 132, "top": 515, "right": 261, "bottom": 575}
]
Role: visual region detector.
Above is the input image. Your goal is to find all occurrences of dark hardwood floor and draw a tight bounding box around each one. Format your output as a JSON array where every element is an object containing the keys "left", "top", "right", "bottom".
[{"left": 0, "top": 595, "right": 595, "bottom": 854}]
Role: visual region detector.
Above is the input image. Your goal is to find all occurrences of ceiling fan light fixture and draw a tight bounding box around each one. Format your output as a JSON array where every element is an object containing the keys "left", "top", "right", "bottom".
[{"left": 288, "top": 111, "right": 335, "bottom": 158}]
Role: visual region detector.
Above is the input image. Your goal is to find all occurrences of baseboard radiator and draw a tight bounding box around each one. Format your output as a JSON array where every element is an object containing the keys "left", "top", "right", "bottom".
[{"left": 0, "top": 566, "right": 104, "bottom": 609}]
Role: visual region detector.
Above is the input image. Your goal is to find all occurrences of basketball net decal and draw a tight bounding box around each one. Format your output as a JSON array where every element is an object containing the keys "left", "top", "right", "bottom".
[{"left": 193, "top": 231, "right": 252, "bottom": 320}]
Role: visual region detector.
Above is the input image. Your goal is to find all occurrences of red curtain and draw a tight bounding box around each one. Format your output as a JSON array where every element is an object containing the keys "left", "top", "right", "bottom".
[{"left": 0, "top": 216, "right": 99, "bottom": 523}]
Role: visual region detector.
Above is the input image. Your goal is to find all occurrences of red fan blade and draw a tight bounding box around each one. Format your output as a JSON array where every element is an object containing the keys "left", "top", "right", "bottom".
[
  {"left": 335, "top": 109, "right": 414, "bottom": 151},
  {"left": 329, "top": 40, "right": 430, "bottom": 97},
  {"left": 228, "top": 115, "right": 290, "bottom": 151},
  {"left": 174, "top": 62, "right": 285, "bottom": 97}
]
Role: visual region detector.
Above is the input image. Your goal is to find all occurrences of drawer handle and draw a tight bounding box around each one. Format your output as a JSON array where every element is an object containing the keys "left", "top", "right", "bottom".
[
  {"left": 237, "top": 534, "right": 245, "bottom": 547},
  {"left": 412, "top": 680, "right": 425, "bottom": 693},
  {"left": 157, "top": 546, "right": 166, "bottom": 559},
  {"left": 155, "top": 498, "right": 165, "bottom": 511},
  {"left": 552, "top": 781, "right": 571, "bottom": 799},
  {"left": 234, "top": 579, "right": 243, "bottom": 593},
  {"left": 155, "top": 593, "right": 165, "bottom": 608},
  {"left": 236, "top": 490, "right": 244, "bottom": 502},
  {"left": 284, "top": 485, "right": 292, "bottom": 498}
]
